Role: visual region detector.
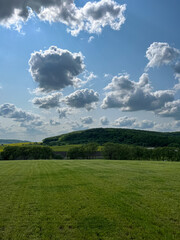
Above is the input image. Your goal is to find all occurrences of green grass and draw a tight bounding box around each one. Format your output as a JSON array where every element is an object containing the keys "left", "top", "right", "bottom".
[{"left": 0, "top": 160, "right": 179, "bottom": 240}]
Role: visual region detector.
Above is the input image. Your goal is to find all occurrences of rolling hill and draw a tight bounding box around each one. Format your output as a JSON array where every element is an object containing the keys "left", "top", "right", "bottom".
[{"left": 43, "top": 128, "right": 180, "bottom": 148}]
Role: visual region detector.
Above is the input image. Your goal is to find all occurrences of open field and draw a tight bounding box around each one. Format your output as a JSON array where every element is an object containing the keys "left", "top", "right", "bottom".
[{"left": 0, "top": 160, "right": 179, "bottom": 240}]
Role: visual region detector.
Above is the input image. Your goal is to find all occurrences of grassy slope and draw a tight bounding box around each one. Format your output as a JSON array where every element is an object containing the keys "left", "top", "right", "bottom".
[{"left": 0, "top": 160, "right": 179, "bottom": 240}]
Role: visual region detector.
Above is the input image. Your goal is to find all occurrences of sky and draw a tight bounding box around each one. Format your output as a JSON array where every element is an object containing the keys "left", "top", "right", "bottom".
[{"left": 0, "top": 0, "right": 180, "bottom": 141}]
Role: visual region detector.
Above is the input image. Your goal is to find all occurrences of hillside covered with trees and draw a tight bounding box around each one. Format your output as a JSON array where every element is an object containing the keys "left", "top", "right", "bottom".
[{"left": 43, "top": 128, "right": 180, "bottom": 148}]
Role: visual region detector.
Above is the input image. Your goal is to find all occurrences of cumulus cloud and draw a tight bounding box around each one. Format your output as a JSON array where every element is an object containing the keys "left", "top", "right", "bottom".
[
  {"left": 50, "top": 119, "right": 60, "bottom": 126},
  {"left": 0, "top": 103, "right": 39, "bottom": 122},
  {"left": 114, "top": 116, "right": 155, "bottom": 129},
  {"left": 114, "top": 116, "right": 136, "bottom": 127},
  {"left": 67, "top": 121, "right": 85, "bottom": 131},
  {"left": 57, "top": 107, "right": 71, "bottom": 119},
  {"left": 0, "top": 0, "right": 73, "bottom": 30},
  {"left": 32, "top": 92, "right": 62, "bottom": 109},
  {"left": 39, "top": 0, "right": 126, "bottom": 36},
  {"left": 100, "top": 116, "right": 109, "bottom": 125},
  {"left": 134, "top": 120, "right": 155, "bottom": 129},
  {"left": 174, "top": 61, "right": 180, "bottom": 80},
  {"left": 146, "top": 42, "right": 180, "bottom": 69},
  {"left": 20, "top": 119, "right": 47, "bottom": 136},
  {"left": 29, "top": 46, "right": 85, "bottom": 92},
  {"left": 157, "top": 100, "right": 180, "bottom": 120},
  {"left": 64, "top": 88, "right": 99, "bottom": 110},
  {"left": 0, "top": 103, "right": 46, "bottom": 135},
  {"left": 102, "top": 73, "right": 174, "bottom": 112},
  {"left": 81, "top": 116, "right": 93, "bottom": 124},
  {"left": 20, "top": 119, "right": 44, "bottom": 128},
  {"left": 0, "top": 0, "right": 126, "bottom": 35}
]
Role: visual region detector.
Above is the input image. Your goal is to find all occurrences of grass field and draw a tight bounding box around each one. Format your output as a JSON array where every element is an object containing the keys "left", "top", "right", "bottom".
[{"left": 0, "top": 160, "right": 179, "bottom": 240}]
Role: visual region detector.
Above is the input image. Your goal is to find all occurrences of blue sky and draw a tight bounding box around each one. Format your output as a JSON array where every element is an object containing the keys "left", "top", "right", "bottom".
[{"left": 0, "top": 0, "right": 180, "bottom": 141}]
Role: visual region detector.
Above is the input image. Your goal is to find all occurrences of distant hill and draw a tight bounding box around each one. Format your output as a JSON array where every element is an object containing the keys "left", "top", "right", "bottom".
[
  {"left": 0, "top": 139, "right": 29, "bottom": 145},
  {"left": 43, "top": 128, "right": 180, "bottom": 148}
]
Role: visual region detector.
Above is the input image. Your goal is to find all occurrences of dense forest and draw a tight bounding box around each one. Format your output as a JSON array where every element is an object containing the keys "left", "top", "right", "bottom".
[{"left": 43, "top": 128, "right": 180, "bottom": 147}]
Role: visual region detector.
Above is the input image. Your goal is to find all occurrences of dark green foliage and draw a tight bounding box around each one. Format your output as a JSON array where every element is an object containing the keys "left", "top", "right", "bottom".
[
  {"left": 67, "top": 146, "right": 85, "bottom": 159},
  {"left": 102, "top": 143, "right": 180, "bottom": 161},
  {"left": 1, "top": 146, "right": 53, "bottom": 160},
  {"left": 53, "top": 153, "right": 64, "bottom": 159},
  {"left": 67, "top": 142, "right": 98, "bottom": 159},
  {"left": 43, "top": 128, "right": 180, "bottom": 148}
]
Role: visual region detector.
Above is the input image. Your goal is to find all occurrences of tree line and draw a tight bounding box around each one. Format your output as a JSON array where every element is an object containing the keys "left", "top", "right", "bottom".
[
  {"left": 67, "top": 143, "right": 180, "bottom": 161},
  {"left": 1, "top": 143, "right": 180, "bottom": 161},
  {"left": 102, "top": 143, "right": 180, "bottom": 161},
  {"left": 0, "top": 146, "right": 54, "bottom": 160}
]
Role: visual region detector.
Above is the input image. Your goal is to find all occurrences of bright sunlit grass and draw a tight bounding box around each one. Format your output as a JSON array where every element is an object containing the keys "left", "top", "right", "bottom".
[{"left": 0, "top": 160, "right": 179, "bottom": 240}]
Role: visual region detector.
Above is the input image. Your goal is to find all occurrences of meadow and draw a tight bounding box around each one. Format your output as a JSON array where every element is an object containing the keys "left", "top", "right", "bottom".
[{"left": 0, "top": 160, "right": 179, "bottom": 240}]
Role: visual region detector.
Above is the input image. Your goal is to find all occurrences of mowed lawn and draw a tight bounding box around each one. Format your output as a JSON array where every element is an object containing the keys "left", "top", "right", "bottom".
[{"left": 0, "top": 160, "right": 179, "bottom": 240}]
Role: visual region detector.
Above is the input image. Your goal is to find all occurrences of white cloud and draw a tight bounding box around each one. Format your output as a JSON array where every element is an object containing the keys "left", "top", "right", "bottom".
[
  {"left": 57, "top": 107, "right": 71, "bottom": 119},
  {"left": 114, "top": 116, "right": 155, "bottom": 130},
  {"left": 100, "top": 116, "right": 109, "bottom": 125},
  {"left": 64, "top": 88, "right": 99, "bottom": 110},
  {"left": 88, "top": 36, "right": 94, "bottom": 43},
  {"left": 174, "top": 61, "right": 180, "bottom": 80},
  {"left": 81, "top": 116, "right": 93, "bottom": 124},
  {"left": 29, "top": 46, "right": 85, "bottom": 92},
  {"left": 146, "top": 42, "right": 180, "bottom": 69},
  {"left": 104, "top": 73, "right": 111, "bottom": 78},
  {"left": 102, "top": 73, "right": 174, "bottom": 112},
  {"left": 32, "top": 92, "right": 62, "bottom": 109},
  {"left": 134, "top": 120, "right": 155, "bottom": 129},
  {"left": 83, "top": 71, "right": 97, "bottom": 82},
  {"left": 0, "top": 103, "right": 39, "bottom": 122},
  {"left": 67, "top": 121, "right": 85, "bottom": 131},
  {"left": 0, "top": 0, "right": 126, "bottom": 36},
  {"left": 156, "top": 100, "right": 180, "bottom": 120},
  {"left": 50, "top": 119, "right": 60, "bottom": 126},
  {"left": 114, "top": 116, "right": 136, "bottom": 127},
  {"left": 0, "top": 103, "right": 47, "bottom": 136}
]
